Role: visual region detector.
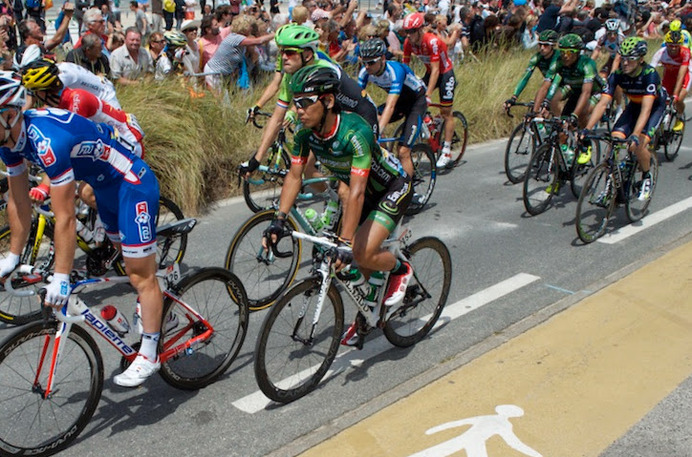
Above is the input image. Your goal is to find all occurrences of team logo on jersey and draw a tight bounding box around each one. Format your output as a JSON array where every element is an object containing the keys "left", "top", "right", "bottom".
[
  {"left": 134, "top": 201, "right": 152, "bottom": 242},
  {"left": 75, "top": 139, "right": 111, "bottom": 162},
  {"left": 28, "top": 126, "right": 56, "bottom": 167}
]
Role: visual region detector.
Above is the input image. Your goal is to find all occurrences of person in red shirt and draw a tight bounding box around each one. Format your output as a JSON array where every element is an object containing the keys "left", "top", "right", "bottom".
[
  {"left": 650, "top": 30, "right": 690, "bottom": 131},
  {"left": 402, "top": 12, "right": 457, "bottom": 168}
]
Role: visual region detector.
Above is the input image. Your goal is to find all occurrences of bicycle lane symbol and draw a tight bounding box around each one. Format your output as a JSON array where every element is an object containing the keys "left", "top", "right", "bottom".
[{"left": 407, "top": 405, "right": 543, "bottom": 457}]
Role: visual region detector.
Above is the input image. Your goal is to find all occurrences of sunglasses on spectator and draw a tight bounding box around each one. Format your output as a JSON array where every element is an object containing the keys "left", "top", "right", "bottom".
[
  {"left": 281, "top": 47, "right": 304, "bottom": 57},
  {"left": 293, "top": 94, "right": 322, "bottom": 109}
]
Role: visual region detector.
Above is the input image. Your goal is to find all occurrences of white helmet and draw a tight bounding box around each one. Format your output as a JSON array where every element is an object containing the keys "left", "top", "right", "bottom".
[
  {"left": 12, "top": 44, "right": 43, "bottom": 71},
  {"left": 605, "top": 18, "right": 619, "bottom": 32}
]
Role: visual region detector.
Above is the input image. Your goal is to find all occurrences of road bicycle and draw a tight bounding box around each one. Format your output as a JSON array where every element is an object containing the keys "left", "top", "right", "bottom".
[
  {"left": 0, "top": 218, "right": 249, "bottom": 457},
  {"left": 504, "top": 101, "right": 552, "bottom": 184},
  {"left": 253, "top": 225, "right": 451, "bottom": 404},
  {"left": 392, "top": 102, "right": 469, "bottom": 171},
  {"left": 650, "top": 97, "right": 686, "bottom": 162},
  {"left": 225, "top": 175, "right": 342, "bottom": 311},
  {"left": 522, "top": 116, "right": 602, "bottom": 216},
  {"left": 0, "top": 196, "right": 187, "bottom": 326},
  {"left": 241, "top": 111, "right": 292, "bottom": 213},
  {"left": 575, "top": 133, "right": 659, "bottom": 243}
]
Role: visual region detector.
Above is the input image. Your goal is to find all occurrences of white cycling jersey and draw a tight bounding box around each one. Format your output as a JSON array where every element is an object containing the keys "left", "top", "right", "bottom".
[{"left": 57, "top": 62, "right": 122, "bottom": 109}]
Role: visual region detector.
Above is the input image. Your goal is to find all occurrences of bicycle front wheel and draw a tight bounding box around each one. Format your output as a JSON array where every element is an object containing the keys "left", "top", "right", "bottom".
[
  {"left": 384, "top": 237, "right": 451, "bottom": 347},
  {"left": 0, "top": 322, "right": 103, "bottom": 456},
  {"left": 523, "top": 143, "right": 559, "bottom": 216},
  {"left": 254, "top": 278, "right": 344, "bottom": 404},
  {"left": 243, "top": 149, "right": 290, "bottom": 213},
  {"left": 575, "top": 162, "right": 615, "bottom": 244},
  {"left": 504, "top": 122, "right": 534, "bottom": 184},
  {"left": 224, "top": 209, "right": 301, "bottom": 311},
  {"left": 664, "top": 116, "right": 685, "bottom": 161},
  {"left": 406, "top": 143, "right": 437, "bottom": 215},
  {"left": 625, "top": 155, "right": 658, "bottom": 223},
  {"left": 158, "top": 267, "right": 249, "bottom": 390},
  {"left": 447, "top": 111, "right": 469, "bottom": 167}
]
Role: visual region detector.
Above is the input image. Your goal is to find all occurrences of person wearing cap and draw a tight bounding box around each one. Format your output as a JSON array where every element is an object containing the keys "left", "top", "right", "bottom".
[{"left": 180, "top": 19, "right": 200, "bottom": 75}]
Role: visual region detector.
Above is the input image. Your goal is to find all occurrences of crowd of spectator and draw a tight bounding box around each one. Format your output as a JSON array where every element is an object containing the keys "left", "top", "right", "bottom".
[{"left": 0, "top": 0, "right": 689, "bottom": 93}]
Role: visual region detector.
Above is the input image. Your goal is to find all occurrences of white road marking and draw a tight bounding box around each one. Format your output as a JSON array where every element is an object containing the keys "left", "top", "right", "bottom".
[{"left": 232, "top": 273, "right": 541, "bottom": 414}]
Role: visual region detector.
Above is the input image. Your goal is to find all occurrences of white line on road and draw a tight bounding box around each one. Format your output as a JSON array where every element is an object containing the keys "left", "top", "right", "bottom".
[
  {"left": 597, "top": 196, "right": 692, "bottom": 244},
  {"left": 232, "top": 273, "right": 541, "bottom": 414}
]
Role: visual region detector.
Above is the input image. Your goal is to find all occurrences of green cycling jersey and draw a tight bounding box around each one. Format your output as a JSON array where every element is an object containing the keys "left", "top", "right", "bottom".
[
  {"left": 512, "top": 49, "right": 561, "bottom": 98},
  {"left": 546, "top": 54, "right": 604, "bottom": 100}
]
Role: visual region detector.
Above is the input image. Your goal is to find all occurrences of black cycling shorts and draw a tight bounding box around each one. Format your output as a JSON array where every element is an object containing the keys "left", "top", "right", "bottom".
[
  {"left": 423, "top": 69, "right": 457, "bottom": 107},
  {"left": 359, "top": 175, "right": 412, "bottom": 233},
  {"left": 613, "top": 99, "right": 665, "bottom": 139}
]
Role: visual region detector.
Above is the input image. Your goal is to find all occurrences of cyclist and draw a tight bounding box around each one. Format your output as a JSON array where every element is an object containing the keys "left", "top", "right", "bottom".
[
  {"left": 668, "top": 19, "right": 691, "bottom": 51},
  {"left": 503, "top": 29, "right": 561, "bottom": 113},
  {"left": 0, "top": 73, "right": 164, "bottom": 387},
  {"left": 591, "top": 18, "right": 624, "bottom": 78},
  {"left": 240, "top": 24, "right": 378, "bottom": 176},
  {"left": 401, "top": 12, "right": 457, "bottom": 168},
  {"left": 650, "top": 30, "right": 689, "bottom": 132},
  {"left": 357, "top": 38, "right": 427, "bottom": 177},
  {"left": 583, "top": 37, "right": 664, "bottom": 201},
  {"left": 263, "top": 65, "right": 412, "bottom": 349},
  {"left": 163, "top": 30, "right": 190, "bottom": 74}
]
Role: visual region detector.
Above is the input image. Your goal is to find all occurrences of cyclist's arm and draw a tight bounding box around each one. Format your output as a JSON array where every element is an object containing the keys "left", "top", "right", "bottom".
[
  {"left": 254, "top": 104, "right": 288, "bottom": 162},
  {"left": 253, "top": 71, "right": 283, "bottom": 111},
  {"left": 532, "top": 78, "right": 552, "bottom": 112},
  {"left": 591, "top": 46, "right": 600, "bottom": 61},
  {"left": 673, "top": 63, "right": 689, "bottom": 99},
  {"left": 379, "top": 93, "right": 400, "bottom": 134},
  {"left": 50, "top": 180, "right": 77, "bottom": 277},
  {"left": 610, "top": 54, "right": 621, "bottom": 74},
  {"left": 573, "top": 81, "right": 593, "bottom": 119},
  {"left": 632, "top": 95, "right": 656, "bottom": 137},
  {"left": 340, "top": 166, "right": 366, "bottom": 242},
  {"left": 426, "top": 63, "right": 440, "bottom": 100},
  {"left": 6, "top": 169, "right": 33, "bottom": 256},
  {"left": 513, "top": 56, "right": 539, "bottom": 98}
]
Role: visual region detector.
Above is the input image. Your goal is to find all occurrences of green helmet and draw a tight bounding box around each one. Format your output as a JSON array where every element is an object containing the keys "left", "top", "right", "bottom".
[
  {"left": 619, "top": 36, "right": 647, "bottom": 58},
  {"left": 537, "top": 29, "right": 558, "bottom": 45},
  {"left": 275, "top": 24, "right": 320, "bottom": 50},
  {"left": 289, "top": 64, "right": 340, "bottom": 95},
  {"left": 558, "top": 33, "right": 583, "bottom": 51}
]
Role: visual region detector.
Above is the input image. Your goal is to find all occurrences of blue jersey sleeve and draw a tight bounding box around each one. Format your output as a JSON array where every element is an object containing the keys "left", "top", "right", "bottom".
[
  {"left": 357, "top": 66, "right": 369, "bottom": 89},
  {"left": 387, "top": 62, "right": 406, "bottom": 96}
]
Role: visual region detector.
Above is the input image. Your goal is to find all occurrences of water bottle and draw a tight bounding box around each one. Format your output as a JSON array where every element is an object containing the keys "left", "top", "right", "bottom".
[
  {"left": 560, "top": 144, "right": 574, "bottom": 164},
  {"left": 304, "top": 208, "right": 324, "bottom": 231},
  {"left": 101, "top": 305, "right": 130, "bottom": 335},
  {"left": 536, "top": 122, "right": 547, "bottom": 139},
  {"left": 76, "top": 219, "right": 93, "bottom": 243},
  {"left": 364, "top": 271, "right": 385, "bottom": 309},
  {"left": 346, "top": 267, "right": 366, "bottom": 293},
  {"left": 321, "top": 200, "right": 339, "bottom": 229}
]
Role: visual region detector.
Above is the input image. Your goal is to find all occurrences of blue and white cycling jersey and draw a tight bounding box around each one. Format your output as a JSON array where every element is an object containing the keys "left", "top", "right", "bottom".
[{"left": 357, "top": 61, "right": 426, "bottom": 98}]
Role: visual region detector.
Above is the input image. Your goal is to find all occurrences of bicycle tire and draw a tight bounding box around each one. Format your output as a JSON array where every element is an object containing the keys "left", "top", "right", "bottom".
[
  {"left": 243, "top": 149, "right": 290, "bottom": 213},
  {"left": 406, "top": 143, "right": 437, "bottom": 215},
  {"left": 0, "top": 222, "right": 50, "bottom": 325},
  {"left": 383, "top": 237, "right": 451, "bottom": 347},
  {"left": 504, "top": 122, "right": 535, "bottom": 184},
  {"left": 158, "top": 267, "right": 249, "bottom": 390},
  {"left": 448, "top": 111, "right": 469, "bottom": 167},
  {"left": 224, "top": 209, "right": 301, "bottom": 311},
  {"left": 0, "top": 322, "right": 103, "bottom": 456},
  {"left": 570, "top": 139, "right": 602, "bottom": 199},
  {"left": 625, "top": 155, "right": 658, "bottom": 223},
  {"left": 575, "top": 162, "right": 616, "bottom": 244},
  {"left": 254, "top": 278, "right": 344, "bottom": 404},
  {"left": 664, "top": 117, "right": 685, "bottom": 162},
  {"left": 523, "top": 143, "right": 559, "bottom": 216}
]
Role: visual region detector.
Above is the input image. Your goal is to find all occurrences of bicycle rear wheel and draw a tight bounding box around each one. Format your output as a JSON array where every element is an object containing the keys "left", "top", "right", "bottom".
[
  {"left": 158, "top": 267, "right": 249, "bottom": 390},
  {"left": 523, "top": 143, "right": 559, "bottom": 216},
  {"left": 575, "top": 162, "right": 616, "bottom": 244},
  {"left": 447, "top": 111, "right": 469, "bottom": 167},
  {"left": 504, "top": 122, "right": 534, "bottom": 184},
  {"left": 254, "top": 278, "right": 344, "bottom": 404},
  {"left": 384, "top": 237, "right": 451, "bottom": 347},
  {"left": 625, "top": 156, "right": 658, "bottom": 223},
  {"left": 0, "top": 322, "right": 103, "bottom": 456},
  {"left": 406, "top": 143, "right": 437, "bottom": 216},
  {"left": 224, "top": 209, "right": 301, "bottom": 311},
  {"left": 664, "top": 116, "right": 685, "bottom": 162},
  {"left": 243, "top": 149, "right": 290, "bottom": 213}
]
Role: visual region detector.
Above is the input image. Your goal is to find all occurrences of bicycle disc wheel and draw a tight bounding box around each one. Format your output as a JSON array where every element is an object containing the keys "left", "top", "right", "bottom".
[
  {"left": 158, "top": 267, "right": 249, "bottom": 390},
  {"left": 448, "top": 111, "right": 469, "bottom": 167},
  {"left": 664, "top": 117, "right": 685, "bottom": 162},
  {"left": 504, "top": 122, "right": 534, "bottom": 184},
  {"left": 406, "top": 143, "right": 437, "bottom": 216},
  {"left": 383, "top": 237, "right": 451, "bottom": 348},
  {"left": 0, "top": 222, "right": 51, "bottom": 326},
  {"left": 0, "top": 322, "right": 103, "bottom": 456},
  {"left": 523, "top": 143, "right": 559, "bottom": 216},
  {"left": 243, "top": 149, "right": 290, "bottom": 213},
  {"left": 575, "top": 162, "right": 615, "bottom": 244},
  {"left": 254, "top": 278, "right": 344, "bottom": 404},
  {"left": 625, "top": 156, "right": 658, "bottom": 223},
  {"left": 224, "top": 209, "right": 301, "bottom": 311},
  {"left": 570, "top": 140, "right": 602, "bottom": 199}
]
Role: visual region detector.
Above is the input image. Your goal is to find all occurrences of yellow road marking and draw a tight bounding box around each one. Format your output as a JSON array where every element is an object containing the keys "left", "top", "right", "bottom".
[{"left": 300, "top": 242, "right": 692, "bottom": 457}]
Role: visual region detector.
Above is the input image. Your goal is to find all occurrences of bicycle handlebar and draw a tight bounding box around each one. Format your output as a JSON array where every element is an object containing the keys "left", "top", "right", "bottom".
[
  {"left": 505, "top": 101, "right": 535, "bottom": 118},
  {"left": 250, "top": 111, "right": 273, "bottom": 129}
]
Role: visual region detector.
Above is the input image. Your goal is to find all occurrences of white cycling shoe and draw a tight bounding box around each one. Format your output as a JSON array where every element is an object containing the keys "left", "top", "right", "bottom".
[
  {"left": 114, "top": 353, "right": 160, "bottom": 387},
  {"left": 436, "top": 152, "right": 452, "bottom": 168}
]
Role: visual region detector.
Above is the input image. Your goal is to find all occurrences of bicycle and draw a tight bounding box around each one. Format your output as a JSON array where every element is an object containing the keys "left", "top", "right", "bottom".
[
  {"left": 0, "top": 196, "right": 187, "bottom": 326},
  {"left": 225, "top": 175, "right": 342, "bottom": 311},
  {"left": 575, "top": 133, "right": 659, "bottom": 243},
  {"left": 650, "top": 97, "right": 686, "bottom": 162},
  {"left": 522, "top": 116, "right": 602, "bottom": 216},
  {"left": 504, "top": 101, "right": 551, "bottom": 184},
  {"left": 241, "top": 111, "right": 293, "bottom": 213},
  {"left": 0, "top": 220, "right": 249, "bottom": 456},
  {"left": 253, "top": 225, "right": 451, "bottom": 404}
]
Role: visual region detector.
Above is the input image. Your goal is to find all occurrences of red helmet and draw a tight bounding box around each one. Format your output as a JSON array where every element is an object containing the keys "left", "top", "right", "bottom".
[{"left": 403, "top": 12, "right": 424, "bottom": 31}]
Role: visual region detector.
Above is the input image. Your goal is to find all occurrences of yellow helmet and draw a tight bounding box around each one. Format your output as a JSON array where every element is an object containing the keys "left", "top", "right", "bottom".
[
  {"left": 670, "top": 19, "right": 682, "bottom": 32},
  {"left": 664, "top": 30, "right": 684, "bottom": 45},
  {"left": 21, "top": 58, "right": 61, "bottom": 91}
]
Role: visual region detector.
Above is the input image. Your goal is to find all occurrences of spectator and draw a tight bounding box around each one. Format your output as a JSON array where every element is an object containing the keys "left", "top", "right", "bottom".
[
  {"left": 100, "top": 3, "right": 120, "bottom": 33},
  {"left": 198, "top": 14, "right": 232, "bottom": 70},
  {"left": 217, "top": 5, "right": 233, "bottom": 27},
  {"left": 74, "top": 8, "right": 111, "bottom": 58},
  {"left": 149, "top": 31, "right": 172, "bottom": 79},
  {"left": 24, "top": 0, "right": 45, "bottom": 33},
  {"left": 66, "top": 32, "right": 111, "bottom": 75},
  {"left": 110, "top": 27, "right": 154, "bottom": 84},
  {"left": 151, "top": 0, "right": 164, "bottom": 32},
  {"left": 163, "top": 0, "right": 175, "bottom": 30},
  {"left": 110, "top": 30, "right": 126, "bottom": 51},
  {"left": 174, "top": 0, "right": 185, "bottom": 29},
  {"left": 202, "top": 3, "right": 211, "bottom": 16},
  {"left": 130, "top": 1, "right": 150, "bottom": 38},
  {"left": 179, "top": 18, "right": 200, "bottom": 74},
  {"left": 184, "top": 0, "right": 196, "bottom": 20},
  {"left": 292, "top": 5, "right": 309, "bottom": 25},
  {"left": 17, "top": 4, "right": 73, "bottom": 57},
  {"left": 536, "top": 0, "right": 563, "bottom": 33}
]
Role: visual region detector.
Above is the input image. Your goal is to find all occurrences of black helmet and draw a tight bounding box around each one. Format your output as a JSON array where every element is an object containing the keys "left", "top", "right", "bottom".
[
  {"left": 360, "top": 38, "right": 387, "bottom": 60},
  {"left": 290, "top": 64, "right": 341, "bottom": 95}
]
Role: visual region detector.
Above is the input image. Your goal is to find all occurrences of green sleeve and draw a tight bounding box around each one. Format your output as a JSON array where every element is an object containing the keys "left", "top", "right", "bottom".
[
  {"left": 546, "top": 73, "right": 562, "bottom": 101},
  {"left": 291, "top": 128, "right": 312, "bottom": 162},
  {"left": 513, "top": 53, "right": 539, "bottom": 98},
  {"left": 348, "top": 130, "right": 373, "bottom": 173}
]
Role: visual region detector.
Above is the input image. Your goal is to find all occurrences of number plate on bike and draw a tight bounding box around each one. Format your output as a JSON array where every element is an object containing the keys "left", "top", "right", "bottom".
[{"left": 164, "top": 263, "right": 181, "bottom": 285}]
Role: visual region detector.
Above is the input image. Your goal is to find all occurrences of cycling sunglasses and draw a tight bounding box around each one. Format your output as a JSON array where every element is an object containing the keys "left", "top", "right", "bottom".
[
  {"left": 281, "top": 47, "right": 304, "bottom": 57},
  {"left": 537, "top": 41, "right": 554, "bottom": 47},
  {"left": 293, "top": 94, "right": 322, "bottom": 109},
  {"left": 362, "top": 58, "right": 379, "bottom": 66}
]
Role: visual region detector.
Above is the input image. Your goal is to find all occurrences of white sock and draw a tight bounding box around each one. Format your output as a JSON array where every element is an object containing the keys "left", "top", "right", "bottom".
[
  {"left": 140, "top": 332, "right": 160, "bottom": 360},
  {"left": 442, "top": 142, "right": 451, "bottom": 155}
]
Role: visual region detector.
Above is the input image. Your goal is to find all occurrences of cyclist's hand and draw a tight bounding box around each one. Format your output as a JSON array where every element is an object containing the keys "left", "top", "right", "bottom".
[
  {"left": 29, "top": 183, "right": 50, "bottom": 203},
  {"left": 238, "top": 155, "right": 260, "bottom": 179},
  {"left": 578, "top": 128, "right": 591, "bottom": 142},
  {"left": 284, "top": 109, "right": 298, "bottom": 127},
  {"left": 503, "top": 96, "right": 517, "bottom": 112},
  {"left": 331, "top": 237, "right": 353, "bottom": 272},
  {"left": 246, "top": 105, "right": 260, "bottom": 124},
  {"left": 0, "top": 253, "right": 20, "bottom": 279},
  {"left": 539, "top": 100, "right": 551, "bottom": 118},
  {"left": 44, "top": 272, "right": 70, "bottom": 308},
  {"left": 262, "top": 217, "right": 288, "bottom": 252},
  {"left": 627, "top": 134, "right": 640, "bottom": 152}
]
